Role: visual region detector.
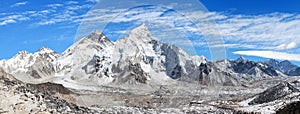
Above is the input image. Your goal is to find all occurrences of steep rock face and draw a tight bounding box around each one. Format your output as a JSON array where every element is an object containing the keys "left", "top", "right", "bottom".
[
  {"left": 114, "top": 62, "right": 150, "bottom": 84},
  {"left": 160, "top": 44, "right": 203, "bottom": 81}
]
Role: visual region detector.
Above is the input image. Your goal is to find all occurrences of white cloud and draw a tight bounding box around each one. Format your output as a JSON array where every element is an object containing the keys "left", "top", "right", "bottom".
[
  {"left": 0, "top": 2, "right": 91, "bottom": 26},
  {"left": 276, "top": 42, "right": 297, "bottom": 50},
  {"left": 86, "top": 0, "right": 101, "bottom": 2},
  {"left": 66, "top": 1, "right": 78, "bottom": 4},
  {"left": 0, "top": 20, "right": 16, "bottom": 26},
  {"left": 10, "top": 1, "right": 28, "bottom": 7},
  {"left": 287, "top": 42, "right": 297, "bottom": 49},
  {"left": 209, "top": 43, "right": 257, "bottom": 49},
  {"left": 0, "top": 14, "right": 30, "bottom": 26},
  {"left": 47, "top": 4, "right": 63, "bottom": 8},
  {"left": 212, "top": 13, "right": 300, "bottom": 50},
  {"left": 37, "top": 20, "right": 56, "bottom": 25},
  {"left": 233, "top": 50, "right": 300, "bottom": 61}
]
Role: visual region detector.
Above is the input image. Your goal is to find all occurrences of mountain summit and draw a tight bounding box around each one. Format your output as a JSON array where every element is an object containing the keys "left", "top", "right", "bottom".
[
  {"left": 37, "top": 46, "right": 56, "bottom": 54},
  {"left": 127, "top": 23, "right": 157, "bottom": 42},
  {"left": 236, "top": 56, "right": 247, "bottom": 63},
  {"left": 86, "top": 30, "right": 113, "bottom": 47}
]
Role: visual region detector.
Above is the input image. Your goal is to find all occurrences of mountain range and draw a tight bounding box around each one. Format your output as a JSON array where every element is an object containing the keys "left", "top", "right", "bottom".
[
  {"left": 1, "top": 24, "right": 300, "bottom": 113},
  {"left": 0, "top": 24, "right": 299, "bottom": 87}
]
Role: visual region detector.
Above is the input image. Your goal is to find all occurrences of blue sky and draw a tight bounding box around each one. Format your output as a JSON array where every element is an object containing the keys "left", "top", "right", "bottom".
[
  {"left": 1, "top": 0, "right": 300, "bottom": 65},
  {"left": 202, "top": 0, "right": 300, "bottom": 14}
]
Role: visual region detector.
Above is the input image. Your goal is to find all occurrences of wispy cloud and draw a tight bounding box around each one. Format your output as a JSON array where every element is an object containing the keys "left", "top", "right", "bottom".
[
  {"left": 0, "top": 20, "right": 16, "bottom": 26},
  {"left": 233, "top": 50, "right": 300, "bottom": 61},
  {"left": 47, "top": 4, "right": 63, "bottom": 9},
  {"left": 86, "top": 0, "right": 101, "bottom": 2},
  {"left": 10, "top": 1, "right": 28, "bottom": 7},
  {"left": 276, "top": 42, "right": 297, "bottom": 50},
  {"left": 66, "top": 1, "right": 79, "bottom": 4},
  {"left": 212, "top": 13, "right": 300, "bottom": 51},
  {"left": 78, "top": 8, "right": 300, "bottom": 41},
  {"left": 37, "top": 4, "right": 92, "bottom": 25},
  {"left": 0, "top": 14, "right": 29, "bottom": 26}
]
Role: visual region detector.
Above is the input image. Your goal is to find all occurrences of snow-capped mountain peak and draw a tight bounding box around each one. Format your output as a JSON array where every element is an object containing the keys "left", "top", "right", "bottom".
[
  {"left": 33, "top": 47, "right": 59, "bottom": 62},
  {"left": 36, "top": 46, "right": 56, "bottom": 54},
  {"left": 86, "top": 30, "right": 113, "bottom": 47},
  {"left": 127, "top": 23, "right": 157, "bottom": 43},
  {"left": 236, "top": 56, "right": 247, "bottom": 63},
  {"left": 13, "top": 50, "right": 31, "bottom": 59}
]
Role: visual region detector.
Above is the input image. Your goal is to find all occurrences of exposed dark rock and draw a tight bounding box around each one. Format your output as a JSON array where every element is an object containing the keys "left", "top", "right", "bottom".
[
  {"left": 277, "top": 101, "right": 300, "bottom": 114},
  {"left": 286, "top": 67, "right": 300, "bottom": 76},
  {"left": 27, "top": 82, "right": 74, "bottom": 95},
  {"left": 82, "top": 55, "right": 102, "bottom": 74},
  {"left": 265, "top": 59, "right": 300, "bottom": 76},
  {"left": 232, "top": 59, "right": 279, "bottom": 76},
  {"left": 249, "top": 82, "right": 299, "bottom": 105},
  {"left": 128, "top": 63, "right": 149, "bottom": 84}
]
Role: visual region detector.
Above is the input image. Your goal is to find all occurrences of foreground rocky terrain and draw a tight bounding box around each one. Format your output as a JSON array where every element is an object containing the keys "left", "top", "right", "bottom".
[
  {"left": 1, "top": 24, "right": 300, "bottom": 113},
  {"left": 0, "top": 70, "right": 101, "bottom": 113}
]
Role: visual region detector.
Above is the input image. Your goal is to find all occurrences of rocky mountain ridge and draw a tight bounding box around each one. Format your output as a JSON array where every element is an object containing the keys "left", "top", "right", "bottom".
[{"left": 265, "top": 59, "right": 300, "bottom": 76}]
